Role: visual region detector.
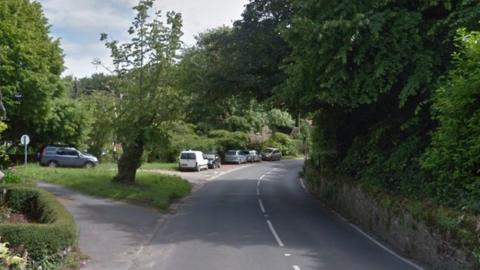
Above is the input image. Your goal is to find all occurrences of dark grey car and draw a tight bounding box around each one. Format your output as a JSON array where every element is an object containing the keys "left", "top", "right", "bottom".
[{"left": 39, "top": 146, "right": 98, "bottom": 168}]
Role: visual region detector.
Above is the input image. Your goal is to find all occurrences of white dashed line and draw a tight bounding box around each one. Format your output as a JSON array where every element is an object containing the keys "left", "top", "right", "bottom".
[
  {"left": 266, "top": 220, "right": 284, "bottom": 247},
  {"left": 258, "top": 199, "right": 266, "bottom": 213},
  {"left": 348, "top": 223, "right": 424, "bottom": 270},
  {"left": 284, "top": 253, "right": 291, "bottom": 257},
  {"left": 293, "top": 265, "right": 301, "bottom": 270}
]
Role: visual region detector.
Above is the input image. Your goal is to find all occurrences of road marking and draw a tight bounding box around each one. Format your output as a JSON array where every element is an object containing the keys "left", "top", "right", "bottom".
[
  {"left": 258, "top": 199, "right": 266, "bottom": 213},
  {"left": 348, "top": 223, "right": 424, "bottom": 270},
  {"left": 266, "top": 220, "right": 284, "bottom": 247},
  {"left": 256, "top": 187, "right": 260, "bottom": 196},
  {"left": 257, "top": 180, "right": 261, "bottom": 187},
  {"left": 331, "top": 210, "right": 347, "bottom": 222},
  {"left": 284, "top": 253, "right": 291, "bottom": 257},
  {"left": 293, "top": 265, "right": 301, "bottom": 270},
  {"left": 299, "top": 178, "right": 307, "bottom": 192},
  {"left": 259, "top": 175, "right": 265, "bottom": 180},
  {"left": 206, "top": 164, "right": 254, "bottom": 181}
]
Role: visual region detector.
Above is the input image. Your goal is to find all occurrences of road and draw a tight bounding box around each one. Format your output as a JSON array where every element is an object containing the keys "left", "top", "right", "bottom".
[{"left": 132, "top": 160, "right": 423, "bottom": 270}]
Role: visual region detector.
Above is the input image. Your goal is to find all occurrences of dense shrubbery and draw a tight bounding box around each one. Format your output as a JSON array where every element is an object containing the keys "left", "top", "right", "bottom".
[
  {"left": 0, "top": 187, "right": 76, "bottom": 261},
  {"left": 287, "top": 0, "right": 480, "bottom": 214},
  {"left": 421, "top": 30, "right": 480, "bottom": 212},
  {"left": 266, "top": 132, "right": 298, "bottom": 156}
]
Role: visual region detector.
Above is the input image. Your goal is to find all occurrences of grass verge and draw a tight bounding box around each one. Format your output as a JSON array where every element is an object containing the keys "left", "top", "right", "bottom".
[{"left": 14, "top": 164, "right": 191, "bottom": 210}]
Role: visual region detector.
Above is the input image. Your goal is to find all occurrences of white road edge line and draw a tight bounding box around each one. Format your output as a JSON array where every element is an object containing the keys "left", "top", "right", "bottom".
[
  {"left": 299, "top": 178, "right": 307, "bottom": 192},
  {"left": 293, "top": 265, "right": 301, "bottom": 270},
  {"left": 266, "top": 220, "right": 284, "bottom": 247},
  {"left": 258, "top": 199, "right": 266, "bottom": 213},
  {"left": 348, "top": 223, "right": 424, "bottom": 270},
  {"left": 331, "top": 210, "right": 347, "bottom": 222}
]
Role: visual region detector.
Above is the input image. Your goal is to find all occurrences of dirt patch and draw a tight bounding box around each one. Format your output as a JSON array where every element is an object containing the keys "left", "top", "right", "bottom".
[
  {"left": 6, "top": 213, "right": 31, "bottom": 224},
  {"left": 0, "top": 207, "right": 34, "bottom": 224}
]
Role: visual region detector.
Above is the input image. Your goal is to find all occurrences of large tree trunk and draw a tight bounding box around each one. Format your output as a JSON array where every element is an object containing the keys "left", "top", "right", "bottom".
[{"left": 113, "top": 140, "right": 144, "bottom": 184}]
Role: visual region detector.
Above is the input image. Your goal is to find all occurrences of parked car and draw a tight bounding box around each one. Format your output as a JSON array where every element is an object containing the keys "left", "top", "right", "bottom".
[
  {"left": 205, "top": 153, "right": 221, "bottom": 169},
  {"left": 39, "top": 146, "right": 98, "bottom": 168},
  {"left": 224, "top": 150, "right": 247, "bottom": 164},
  {"left": 178, "top": 150, "right": 209, "bottom": 171},
  {"left": 261, "top": 148, "right": 282, "bottom": 161},
  {"left": 246, "top": 150, "right": 261, "bottom": 162}
]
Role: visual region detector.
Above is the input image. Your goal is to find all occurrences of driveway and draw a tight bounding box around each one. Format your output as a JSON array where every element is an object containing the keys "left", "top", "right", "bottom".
[
  {"left": 142, "top": 163, "right": 252, "bottom": 190},
  {"left": 37, "top": 163, "right": 253, "bottom": 270}
]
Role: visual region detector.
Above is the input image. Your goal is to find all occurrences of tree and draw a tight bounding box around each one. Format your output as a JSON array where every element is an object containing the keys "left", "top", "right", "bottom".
[
  {"left": 0, "top": 0, "right": 65, "bottom": 145},
  {"left": 283, "top": 0, "right": 480, "bottom": 197},
  {"left": 101, "top": 0, "right": 183, "bottom": 184},
  {"left": 178, "top": 0, "right": 295, "bottom": 130}
]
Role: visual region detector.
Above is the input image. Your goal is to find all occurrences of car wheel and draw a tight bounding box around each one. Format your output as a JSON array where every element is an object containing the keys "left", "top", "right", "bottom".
[
  {"left": 47, "top": 161, "right": 58, "bottom": 168},
  {"left": 84, "top": 162, "right": 94, "bottom": 169},
  {"left": 196, "top": 165, "right": 201, "bottom": 172}
]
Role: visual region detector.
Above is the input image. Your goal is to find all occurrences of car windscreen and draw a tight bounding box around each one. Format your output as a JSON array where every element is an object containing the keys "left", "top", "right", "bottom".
[
  {"left": 180, "top": 153, "right": 196, "bottom": 160},
  {"left": 262, "top": 149, "right": 274, "bottom": 154},
  {"left": 225, "top": 150, "right": 237, "bottom": 155}
]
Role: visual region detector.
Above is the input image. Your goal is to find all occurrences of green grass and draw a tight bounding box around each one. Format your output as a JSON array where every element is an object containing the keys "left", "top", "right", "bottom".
[
  {"left": 93, "top": 162, "right": 178, "bottom": 171},
  {"left": 14, "top": 164, "right": 191, "bottom": 210},
  {"left": 140, "top": 162, "right": 178, "bottom": 171}
]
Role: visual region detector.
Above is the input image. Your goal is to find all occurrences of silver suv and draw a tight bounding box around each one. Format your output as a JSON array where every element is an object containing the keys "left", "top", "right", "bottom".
[{"left": 39, "top": 146, "right": 98, "bottom": 168}]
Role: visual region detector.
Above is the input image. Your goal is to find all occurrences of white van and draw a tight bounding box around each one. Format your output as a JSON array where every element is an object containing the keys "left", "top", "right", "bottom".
[{"left": 178, "top": 150, "right": 209, "bottom": 171}]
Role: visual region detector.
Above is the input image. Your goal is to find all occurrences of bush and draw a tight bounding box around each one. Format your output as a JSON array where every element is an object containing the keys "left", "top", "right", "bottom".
[
  {"left": 421, "top": 30, "right": 480, "bottom": 212},
  {"left": 208, "top": 130, "right": 249, "bottom": 154},
  {"left": 0, "top": 187, "right": 76, "bottom": 261},
  {"left": 265, "top": 132, "right": 298, "bottom": 156},
  {"left": 2, "top": 171, "right": 22, "bottom": 185}
]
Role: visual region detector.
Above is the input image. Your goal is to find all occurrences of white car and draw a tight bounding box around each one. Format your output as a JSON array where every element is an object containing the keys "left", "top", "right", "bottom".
[{"left": 178, "top": 150, "right": 209, "bottom": 171}]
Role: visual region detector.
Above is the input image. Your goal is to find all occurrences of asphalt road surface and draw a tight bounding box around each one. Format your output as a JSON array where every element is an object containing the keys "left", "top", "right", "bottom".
[{"left": 132, "top": 160, "right": 423, "bottom": 270}]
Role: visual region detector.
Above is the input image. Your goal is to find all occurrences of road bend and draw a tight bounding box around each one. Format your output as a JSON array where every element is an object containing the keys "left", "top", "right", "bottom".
[{"left": 134, "top": 160, "right": 422, "bottom": 270}]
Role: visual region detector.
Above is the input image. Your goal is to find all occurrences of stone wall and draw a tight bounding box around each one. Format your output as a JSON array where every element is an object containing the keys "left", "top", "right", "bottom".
[{"left": 307, "top": 174, "right": 477, "bottom": 270}]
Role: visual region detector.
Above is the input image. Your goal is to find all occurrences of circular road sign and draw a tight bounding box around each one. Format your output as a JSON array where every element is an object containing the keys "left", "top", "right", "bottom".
[{"left": 20, "top": 134, "right": 30, "bottom": 145}]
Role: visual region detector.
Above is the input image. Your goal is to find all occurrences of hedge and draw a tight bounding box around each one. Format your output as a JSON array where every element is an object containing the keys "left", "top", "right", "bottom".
[{"left": 0, "top": 186, "right": 77, "bottom": 260}]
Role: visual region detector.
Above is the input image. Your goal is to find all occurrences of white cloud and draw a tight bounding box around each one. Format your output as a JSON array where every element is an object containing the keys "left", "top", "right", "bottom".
[{"left": 37, "top": 0, "right": 249, "bottom": 77}]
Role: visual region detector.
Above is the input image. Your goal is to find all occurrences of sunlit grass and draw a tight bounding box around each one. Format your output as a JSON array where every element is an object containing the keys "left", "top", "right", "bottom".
[{"left": 14, "top": 164, "right": 190, "bottom": 210}]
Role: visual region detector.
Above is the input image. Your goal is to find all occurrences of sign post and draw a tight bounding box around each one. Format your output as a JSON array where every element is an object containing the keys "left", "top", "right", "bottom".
[{"left": 20, "top": 134, "right": 30, "bottom": 165}]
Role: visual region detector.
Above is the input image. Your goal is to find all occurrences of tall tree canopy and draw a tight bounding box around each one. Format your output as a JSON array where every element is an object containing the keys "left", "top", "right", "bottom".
[
  {"left": 284, "top": 0, "right": 480, "bottom": 205},
  {"left": 0, "top": 0, "right": 65, "bottom": 144}
]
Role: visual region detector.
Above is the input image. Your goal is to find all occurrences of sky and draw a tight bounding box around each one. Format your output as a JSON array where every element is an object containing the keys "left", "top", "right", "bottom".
[{"left": 37, "top": 0, "right": 248, "bottom": 78}]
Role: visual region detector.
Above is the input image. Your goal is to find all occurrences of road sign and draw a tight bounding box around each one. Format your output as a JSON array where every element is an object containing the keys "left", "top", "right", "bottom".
[
  {"left": 20, "top": 134, "right": 30, "bottom": 145},
  {"left": 20, "top": 134, "right": 30, "bottom": 165}
]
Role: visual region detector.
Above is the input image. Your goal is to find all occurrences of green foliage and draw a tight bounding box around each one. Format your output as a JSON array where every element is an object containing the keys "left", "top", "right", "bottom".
[
  {"left": 42, "top": 97, "right": 93, "bottom": 148},
  {"left": 208, "top": 129, "right": 249, "bottom": 153},
  {"left": 266, "top": 132, "right": 298, "bottom": 156},
  {"left": 0, "top": 187, "right": 76, "bottom": 261},
  {"left": 0, "top": 241, "right": 27, "bottom": 270},
  {"left": 101, "top": 0, "right": 184, "bottom": 183},
  {"left": 285, "top": 0, "right": 480, "bottom": 213},
  {"left": 421, "top": 29, "right": 480, "bottom": 212},
  {"left": 0, "top": 0, "right": 65, "bottom": 144},
  {"left": 2, "top": 170, "right": 22, "bottom": 184},
  {"left": 82, "top": 92, "right": 115, "bottom": 160}
]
